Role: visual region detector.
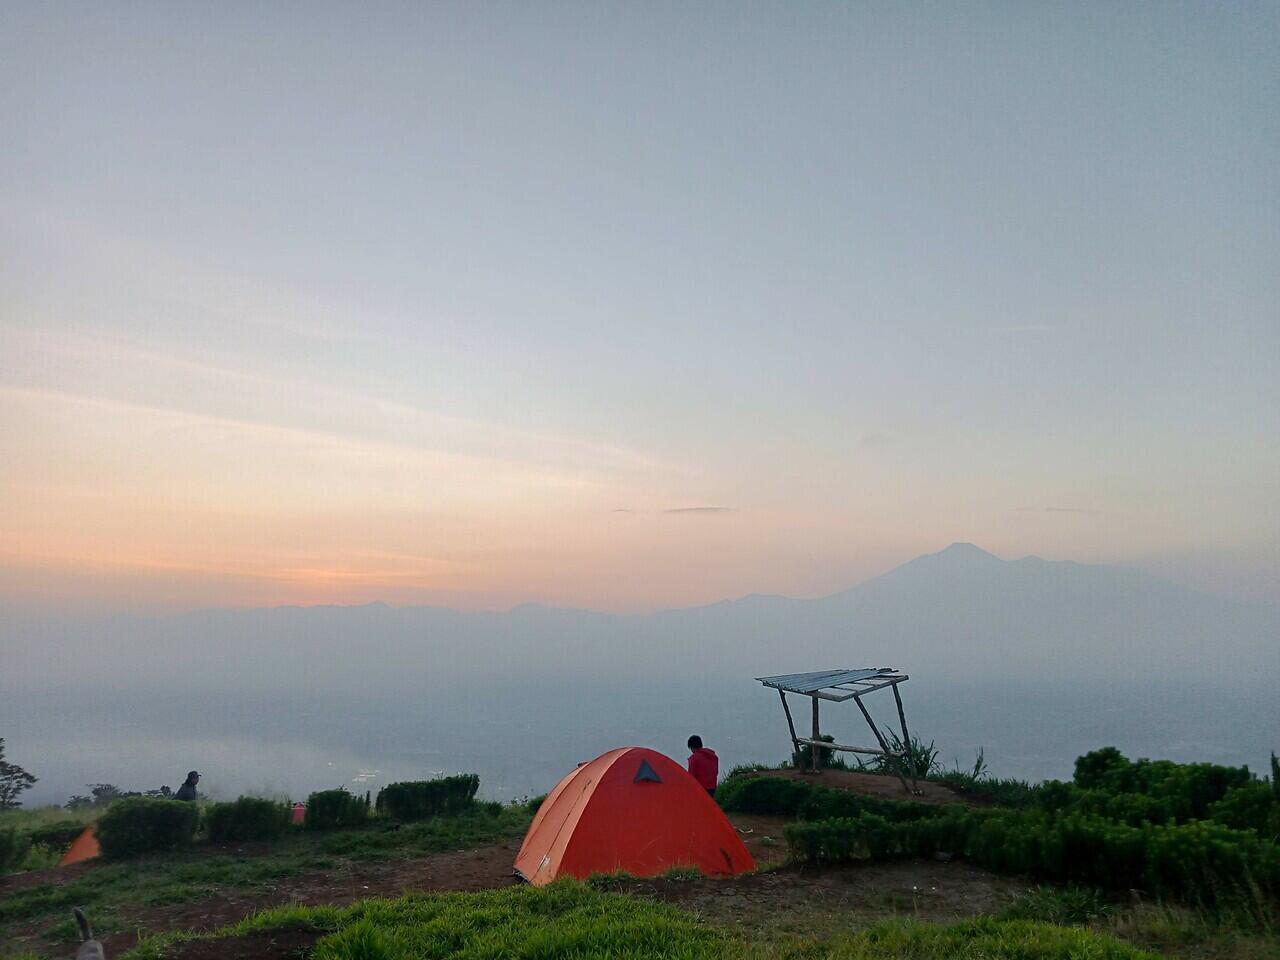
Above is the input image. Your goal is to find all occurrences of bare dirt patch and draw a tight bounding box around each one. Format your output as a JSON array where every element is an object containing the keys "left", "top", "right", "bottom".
[{"left": 745, "top": 768, "right": 980, "bottom": 806}]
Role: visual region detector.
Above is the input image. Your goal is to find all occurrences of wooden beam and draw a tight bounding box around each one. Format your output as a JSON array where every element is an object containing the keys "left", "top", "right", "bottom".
[
  {"left": 848, "top": 678, "right": 903, "bottom": 698},
  {"left": 811, "top": 696, "right": 821, "bottom": 772},
  {"left": 778, "top": 689, "right": 799, "bottom": 755},
  {"left": 794, "top": 737, "right": 899, "bottom": 757},
  {"left": 891, "top": 681, "right": 919, "bottom": 792}
]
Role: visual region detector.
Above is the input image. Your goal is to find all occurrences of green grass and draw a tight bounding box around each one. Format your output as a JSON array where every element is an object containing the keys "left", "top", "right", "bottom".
[
  {"left": 0, "top": 806, "right": 531, "bottom": 953},
  {"left": 122, "top": 884, "right": 1162, "bottom": 960},
  {"left": 314, "top": 804, "right": 529, "bottom": 861},
  {"left": 999, "top": 885, "right": 1114, "bottom": 926}
]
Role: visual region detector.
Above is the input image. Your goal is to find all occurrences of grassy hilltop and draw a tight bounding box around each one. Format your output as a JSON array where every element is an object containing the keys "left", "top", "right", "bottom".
[{"left": 0, "top": 750, "right": 1276, "bottom": 960}]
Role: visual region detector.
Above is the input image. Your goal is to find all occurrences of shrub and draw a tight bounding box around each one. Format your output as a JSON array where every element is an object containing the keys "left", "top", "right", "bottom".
[
  {"left": 0, "top": 826, "right": 31, "bottom": 870},
  {"left": 786, "top": 807, "right": 1280, "bottom": 906},
  {"left": 204, "top": 797, "right": 292, "bottom": 843},
  {"left": 25, "top": 821, "right": 90, "bottom": 852},
  {"left": 375, "top": 775, "right": 480, "bottom": 821},
  {"left": 1072, "top": 748, "right": 1252, "bottom": 821},
  {"left": 716, "top": 772, "right": 952, "bottom": 824},
  {"left": 304, "top": 789, "right": 370, "bottom": 830},
  {"left": 524, "top": 793, "right": 547, "bottom": 814},
  {"left": 96, "top": 797, "right": 199, "bottom": 859},
  {"left": 1074, "top": 747, "right": 1130, "bottom": 789},
  {"left": 1209, "top": 782, "right": 1279, "bottom": 837},
  {"left": 715, "top": 775, "right": 812, "bottom": 817}
]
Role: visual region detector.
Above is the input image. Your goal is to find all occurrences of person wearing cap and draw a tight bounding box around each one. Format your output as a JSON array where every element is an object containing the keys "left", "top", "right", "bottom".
[{"left": 174, "top": 770, "right": 200, "bottom": 802}]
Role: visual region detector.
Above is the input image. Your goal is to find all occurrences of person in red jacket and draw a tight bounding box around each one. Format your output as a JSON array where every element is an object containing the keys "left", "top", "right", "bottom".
[{"left": 687, "top": 735, "right": 719, "bottom": 795}]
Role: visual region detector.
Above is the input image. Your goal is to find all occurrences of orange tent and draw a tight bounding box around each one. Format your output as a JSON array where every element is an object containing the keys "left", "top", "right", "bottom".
[
  {"left": 59, "top": 823, "right": 100, "bottom": 866},
  {"left": 514, "top": 746, "right": 755, "bottom": 886}
]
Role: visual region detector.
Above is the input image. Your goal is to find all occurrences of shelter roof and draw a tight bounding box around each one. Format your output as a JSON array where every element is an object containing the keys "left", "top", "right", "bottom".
[{"left": 756, "top": 667, "right": 906, "bottom": 699}]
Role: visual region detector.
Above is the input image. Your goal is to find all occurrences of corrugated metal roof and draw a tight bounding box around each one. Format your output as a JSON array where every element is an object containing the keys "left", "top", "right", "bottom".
[{"left": 756, "top": 668, "right": 895, "bottom": 694}]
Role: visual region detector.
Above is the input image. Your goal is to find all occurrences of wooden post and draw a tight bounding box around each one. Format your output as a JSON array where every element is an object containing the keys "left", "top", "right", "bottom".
[
  {"left": 778, "top": 690, "right": 799, "bottom": 757},
  {"left": 855, "top": 694, "right": 910, "bottom": 793},
  {"left": 891, "top": 681, "right": 920, "bottom": 793},
  {"left": 811, "top": 695, "right": 821, "bottom": 773}
]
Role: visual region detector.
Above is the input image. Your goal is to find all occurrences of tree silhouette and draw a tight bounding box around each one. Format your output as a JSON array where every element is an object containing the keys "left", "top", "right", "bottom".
[{"left": 0, "top": 738, "right": 37, "bottom": 810}]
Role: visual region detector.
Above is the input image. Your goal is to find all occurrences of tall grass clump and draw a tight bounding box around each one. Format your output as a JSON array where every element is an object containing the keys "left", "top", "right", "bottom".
[
  {"left": 96, "top": 797, "right": 199, "bottom": 859},
  {"left": 375, "top": 775, "right": 479, "bottom": 820}
]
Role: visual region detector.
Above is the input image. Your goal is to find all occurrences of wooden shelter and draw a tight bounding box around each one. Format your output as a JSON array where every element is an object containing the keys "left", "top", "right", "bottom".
[{"left": 757, "top": 668, "right": 919, "bottom": 793}]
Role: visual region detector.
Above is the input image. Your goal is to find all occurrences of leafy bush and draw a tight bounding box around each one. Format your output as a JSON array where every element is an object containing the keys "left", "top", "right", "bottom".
[
  {"left": 96, "top": 797, "right": 199, "bottom": 859},
  {"left": 204, "top": 797, "right": 292, "bottom": 843},
  {"left": 1210, "top": 783, "right": 1280, "bottom": 837},
  {"left": 304, "top": 789, "right": 370, "bottom": 830},
  {"left": 375, "top": 775, "right": 480, "bottom": 821},
  {"left": 0, "top": 826, "right": 31, "bottom": 870},
  {"left": 25, "top": 821, "right": 90, "bottom": 852},
  {"left": 524, "top": 793, "right": 547, "bottom": 814},
  {"left": 715, "top": 775, "right": 813, "bottom": 817},
  {"left": 1074, "top": 747, "right": 1130, "bottom": 789},
  {"left": 716, "top": 772, "right": 953, "bottom": 824},
  {"left": 1072, "top": 748, "right": 1252, "bottom": 821}
]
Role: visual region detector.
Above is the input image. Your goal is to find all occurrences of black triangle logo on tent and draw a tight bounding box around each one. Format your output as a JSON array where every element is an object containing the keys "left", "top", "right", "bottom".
[{"left": 633, "top": 759, "right": 663, "bottom": 783}]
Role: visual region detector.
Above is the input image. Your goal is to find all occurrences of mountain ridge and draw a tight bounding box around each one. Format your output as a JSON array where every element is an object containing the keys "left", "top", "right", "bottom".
[{"left": 3, "top": 544, "right": 1274, "bottom": 694}]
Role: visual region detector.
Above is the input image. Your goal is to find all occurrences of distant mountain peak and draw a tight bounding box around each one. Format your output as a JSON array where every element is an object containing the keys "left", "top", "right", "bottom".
[{"left": 932, "top": 542, "right": 1001, "bottom": 561}]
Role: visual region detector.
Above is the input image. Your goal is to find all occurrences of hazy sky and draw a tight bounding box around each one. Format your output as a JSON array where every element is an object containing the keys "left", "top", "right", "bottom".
[{"left": 1, "top": 2, "right": 1276, "bottom": 613}]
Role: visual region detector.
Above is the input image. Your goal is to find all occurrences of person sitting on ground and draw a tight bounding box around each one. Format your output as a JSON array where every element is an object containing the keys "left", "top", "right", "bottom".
[
  {"left": 174, "top": 770, "right": 200, "bottom": 802},
  {"left": 687, "top": 736, "right": 719, "bottom": 795}
]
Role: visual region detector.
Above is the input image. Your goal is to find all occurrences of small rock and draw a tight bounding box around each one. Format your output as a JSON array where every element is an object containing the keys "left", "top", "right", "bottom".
[{"left": 932, "top": 851, "right": 954, "bottom": 862}]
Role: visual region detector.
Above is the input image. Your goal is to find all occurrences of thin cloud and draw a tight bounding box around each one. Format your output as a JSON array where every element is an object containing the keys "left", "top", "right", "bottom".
[
  {"left": 611, "top": 508, "right": 634, "bottom": 513},
  {"left": 664, "top": 506, "right": 737, "bottom": 514},
  {"left": 1002, "top": 323, "right": 1056, "bottom": 333},
  {"left": 860, "top": 432, "right": 890, "bottom": 448},
  {"left": 1017, "top": 506, "right": 1100, "bottom": 515}
]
